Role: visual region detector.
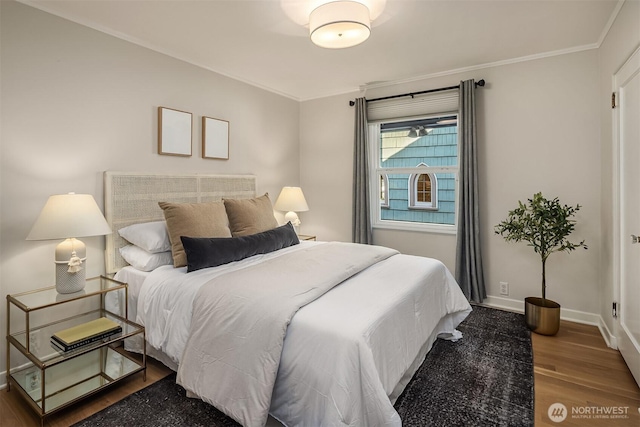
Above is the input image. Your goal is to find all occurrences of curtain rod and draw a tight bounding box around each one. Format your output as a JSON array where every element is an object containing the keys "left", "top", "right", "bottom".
[{"left": 348, "top": 79, "right": 485, "bottom": 106}]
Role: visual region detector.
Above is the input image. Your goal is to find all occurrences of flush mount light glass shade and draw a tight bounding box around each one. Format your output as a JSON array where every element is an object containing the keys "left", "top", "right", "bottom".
[{"left": 310, "top": 1, "right": 371, "bottom": 49}]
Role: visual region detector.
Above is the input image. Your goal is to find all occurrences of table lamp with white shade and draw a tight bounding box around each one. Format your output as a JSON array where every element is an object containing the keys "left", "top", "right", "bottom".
[
  {"left": 27, "top": 193, "right": 112, "bottom": 294},
  {"left": 274, "top": 187, "right": 309, "bottom": 234}
]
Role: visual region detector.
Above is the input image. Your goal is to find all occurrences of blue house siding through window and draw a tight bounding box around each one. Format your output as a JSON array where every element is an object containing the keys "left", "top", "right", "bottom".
[{"left": 380, "top": 126, "right": 457, "bottom": 225}]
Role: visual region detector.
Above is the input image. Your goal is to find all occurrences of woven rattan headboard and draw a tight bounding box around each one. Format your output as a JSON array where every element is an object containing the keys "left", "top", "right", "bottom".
[{"left": 104, "top": 171, "right": 256, "bottom": 274}]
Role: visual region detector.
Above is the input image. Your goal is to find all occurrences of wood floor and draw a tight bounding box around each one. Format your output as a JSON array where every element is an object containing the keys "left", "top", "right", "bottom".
[
  {"left": 1, "top": 320, "right": 638, "bottom": 426},
  {"left": 533, "top": 320, "right": 639, "bottom": 426},
  {"left": 0, "top": 352, "right": 173, "bottom": 427}
]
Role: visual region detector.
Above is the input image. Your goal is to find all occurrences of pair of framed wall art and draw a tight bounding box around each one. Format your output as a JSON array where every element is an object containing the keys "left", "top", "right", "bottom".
[{"left": 158, "top": 106, "right": 229, "bottom": 159}]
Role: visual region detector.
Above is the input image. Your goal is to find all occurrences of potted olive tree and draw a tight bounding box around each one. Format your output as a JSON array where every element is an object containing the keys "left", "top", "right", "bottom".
[{"left": 495, "top": 192, "right": 587, "bottom": 335}]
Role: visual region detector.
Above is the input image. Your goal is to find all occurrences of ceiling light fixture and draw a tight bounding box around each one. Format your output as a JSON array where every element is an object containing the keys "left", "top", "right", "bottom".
[
  {"left": 418, "top": 126, "right": 431, "bottom": 136},
  {"left": 309, "top": 1, "right": 371, "bottom": 49}
]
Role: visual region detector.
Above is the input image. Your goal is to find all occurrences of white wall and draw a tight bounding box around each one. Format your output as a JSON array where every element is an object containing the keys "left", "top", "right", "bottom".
[
  {"left": 301, "top": 50, "right": 602, "bottom": 317},
  {"left": 598, "top": 0, "right": 640, "bottom": 340},
  {"left": 0, "top": 1, "right": 299, "bottom": 383},
  {"left": 299, "top": 93, "right": 355, "bottom": 242}
]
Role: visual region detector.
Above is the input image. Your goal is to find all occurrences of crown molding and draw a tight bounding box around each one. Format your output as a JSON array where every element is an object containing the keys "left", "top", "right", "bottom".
[
  {"left": 359, "top": 43, "right": 599, "bottom": 92},
  {"left": 596, "top": 0, "right": 626, "bottom": 48}
]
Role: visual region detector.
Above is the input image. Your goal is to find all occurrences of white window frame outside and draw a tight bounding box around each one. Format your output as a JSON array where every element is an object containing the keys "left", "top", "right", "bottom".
[
  {"left": 408, "top": 163, "right": 438, "bottom": 210},
  {"left": 368, "top": 114, "right": 459, "bottom": 234}
]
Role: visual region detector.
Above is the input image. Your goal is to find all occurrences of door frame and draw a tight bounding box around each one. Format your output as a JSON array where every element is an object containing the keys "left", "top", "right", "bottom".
[{"left": 612, "top": 44, "right": 640, "bottom": 386}]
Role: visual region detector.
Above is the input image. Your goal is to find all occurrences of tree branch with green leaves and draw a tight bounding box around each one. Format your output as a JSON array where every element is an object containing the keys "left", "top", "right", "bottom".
[{"left": 494, "top": 192, "right": 587, "bottom": 302}]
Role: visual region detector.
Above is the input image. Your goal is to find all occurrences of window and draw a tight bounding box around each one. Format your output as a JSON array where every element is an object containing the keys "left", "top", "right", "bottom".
[
  {"left": 416, "top": 174, "right": 432, "bottom": 203},
  {"left": 409, "top": 164, "right": 437, "bottom": 210},
  {"left": 369, "top": 114, "right": 458, "bottom": 233}
]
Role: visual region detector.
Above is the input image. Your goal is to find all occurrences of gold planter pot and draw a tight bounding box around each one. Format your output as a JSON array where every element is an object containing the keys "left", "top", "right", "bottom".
[{"left": 524, "top": 297, "right": 561, "bottom": 336}]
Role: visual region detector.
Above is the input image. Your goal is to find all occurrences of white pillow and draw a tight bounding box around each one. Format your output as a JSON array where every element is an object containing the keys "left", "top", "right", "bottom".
[
  {"left": 119, "top": 245, "right": 173, "bottom": 272},
  {"left": 118, "top": 221, "right": 171, "bottom": 253}
]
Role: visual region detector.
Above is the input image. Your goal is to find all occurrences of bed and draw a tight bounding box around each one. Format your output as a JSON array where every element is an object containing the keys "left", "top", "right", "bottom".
[{"left": 103, "top": 171, "right": 472, "bottom": 427}]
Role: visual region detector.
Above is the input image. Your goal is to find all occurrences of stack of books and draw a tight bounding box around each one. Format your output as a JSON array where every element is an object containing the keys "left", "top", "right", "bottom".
[{"left": 51, "top": 318, "right": 122, "bottom": 352}]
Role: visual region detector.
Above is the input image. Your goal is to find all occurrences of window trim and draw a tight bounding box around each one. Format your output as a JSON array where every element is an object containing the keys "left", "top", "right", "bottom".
[{"left": 368, "top": 114, "right": 459, "bottom": 234}]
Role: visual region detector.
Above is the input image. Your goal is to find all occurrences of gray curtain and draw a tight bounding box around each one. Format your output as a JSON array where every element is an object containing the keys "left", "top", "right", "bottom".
[
  {"left": 455, "top": 79, "right": 486, "bottom": 302},
  {"left": 353, "top": 97, "right": 372, "bottom": 244}
]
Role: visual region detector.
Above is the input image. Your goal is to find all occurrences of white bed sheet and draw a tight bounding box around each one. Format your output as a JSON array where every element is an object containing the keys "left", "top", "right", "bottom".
[
  {"left": 135, "top": 241, "right": 471, "bottom": 426},
  {"left": 110, "top": 266, "right": 185, "bottom": 370},
  {"left": 115, "top": 265, "right": 150, "bottom": 288},
  {"left": 107, "top": 267, "right": 150, "bottom": 354},
  {"left": 105, "top": 266, "right": 148, "bottom": 325}
]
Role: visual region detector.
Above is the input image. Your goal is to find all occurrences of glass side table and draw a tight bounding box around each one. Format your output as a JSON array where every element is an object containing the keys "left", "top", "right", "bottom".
[{"left": 6, "top": 275, "right": 146, "bottom": 425}]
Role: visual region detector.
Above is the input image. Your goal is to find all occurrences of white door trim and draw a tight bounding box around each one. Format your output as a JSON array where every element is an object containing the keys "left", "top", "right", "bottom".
[{"left": 612, "top": 44, "right": 640, "bottom": 386}]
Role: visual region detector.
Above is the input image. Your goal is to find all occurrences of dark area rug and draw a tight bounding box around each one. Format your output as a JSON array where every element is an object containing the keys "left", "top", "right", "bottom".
[
  {"left": 72, "top": 305, "right": 533, "bottom": 427},
  {"left": 394, "top": 305, "right": 534, "bottom": 426}
]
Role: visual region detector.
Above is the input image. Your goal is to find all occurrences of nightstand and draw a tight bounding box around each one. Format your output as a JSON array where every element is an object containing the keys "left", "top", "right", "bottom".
[
  {"left": 298, "top": 234, "right": 317, "bottom": 241},
  {"left": 6, "top": 276, "right": 146, "bottom": 424}
]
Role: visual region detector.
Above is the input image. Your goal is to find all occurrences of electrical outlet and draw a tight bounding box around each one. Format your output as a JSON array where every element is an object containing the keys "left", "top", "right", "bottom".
[
  {"left": 499, "top": 281, "right": 509, "bottom": 296},
  {"left": 29, "top": 332, "right": 39, "bottom": 353},
  {"left": 25, "top": 370, "right": 40, "bottom": 392}
]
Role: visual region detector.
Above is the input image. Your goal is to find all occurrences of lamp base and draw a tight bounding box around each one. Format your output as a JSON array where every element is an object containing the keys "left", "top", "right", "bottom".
[
  {"left": 284, "top": 211, "right": 300, "bottom": 225},
  {"left": 55, "top": 264, "right": 86, "bottom": 294},
  {"left": 55, "top": 238, "right": 87, "bottom": 294},
  {"left": 284, "top": 211, "right": 301, "bottom": 234}
]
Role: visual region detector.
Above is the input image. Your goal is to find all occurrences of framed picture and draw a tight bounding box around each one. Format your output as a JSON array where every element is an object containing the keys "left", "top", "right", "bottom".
[
  {"left": 158, "top": 107, "right": 192, "bottom": 156},
  {"left": 202, "top": 116, "right": 229, "bottom": 160}
]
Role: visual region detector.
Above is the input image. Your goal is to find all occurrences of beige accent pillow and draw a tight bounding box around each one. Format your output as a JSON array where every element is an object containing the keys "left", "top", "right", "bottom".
[
  {"left": 223, "top": 193, "right": 279, "bottom": 237},
  {"left": 158, "top": 201, "right": 232, "bottom": 267}
]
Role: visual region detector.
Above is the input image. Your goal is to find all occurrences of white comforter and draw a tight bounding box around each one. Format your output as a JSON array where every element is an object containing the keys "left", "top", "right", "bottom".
[
  {"left": 178, "top": 242, "right": 398, "bottom": 427},
  {"left": 137, "top": 241, "right": 471, "bottom": 427}
]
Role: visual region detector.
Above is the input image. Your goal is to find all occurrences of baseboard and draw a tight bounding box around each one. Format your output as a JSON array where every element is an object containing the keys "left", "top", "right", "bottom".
[
  {"left": 482, "top": 295, "right": 613, "bottom": 346},
  {"left": 481, "top": 295, "right": 525, "bottom": 314},
  {"left": 597, "top": 316, "right": 617, "bottom": 349}
]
